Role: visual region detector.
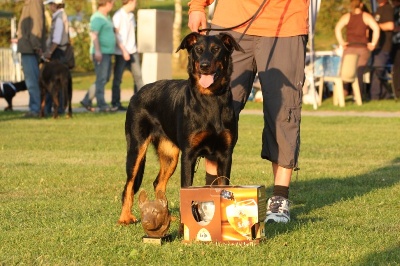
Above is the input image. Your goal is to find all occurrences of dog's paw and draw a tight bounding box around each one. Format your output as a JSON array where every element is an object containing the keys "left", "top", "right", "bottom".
[{"left": 117, "top": 215, "right": 138, "bottom": 225}]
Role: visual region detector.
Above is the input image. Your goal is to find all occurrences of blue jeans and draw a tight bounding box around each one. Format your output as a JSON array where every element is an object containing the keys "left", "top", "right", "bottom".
[
  {"left": 21, "top": 54, "right": 41, "bottom": 114},
  {"left": 81, "top": 54, "right": 112, "bottom": 109},
  {"left": 111, "top": 53, "right": 144, "bottom": 107}
]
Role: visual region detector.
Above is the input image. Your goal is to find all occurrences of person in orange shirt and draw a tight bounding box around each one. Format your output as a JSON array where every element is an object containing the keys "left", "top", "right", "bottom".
[{"left": 188, "top": 0, "right": 309, "bottom": 223}]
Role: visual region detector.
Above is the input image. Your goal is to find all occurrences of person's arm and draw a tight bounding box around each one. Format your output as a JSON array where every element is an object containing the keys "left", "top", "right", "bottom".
[
  {"left": 379, "top": 21, "right": 394, "bottom": 31},
  {"left": 91, "top": 31, "right": 102, "bottom": 64},
  {"left": 363, "top": 13, "right": 380, "bottom": 51},
  {"left": 188, "top": 0, "right": 214, "bottom": 33},
  {"left": 112, "top": 12, "right": 130, "bottom": 61},
  {"left": 30, "top": 2, "right": 45, "bottom": 54},
  {"left": 115, "top": 28, "right": 130, "bottom": 61},
  {"left": 44, "top": 17, "right": 64, "bottom": 59},
  {"left": 334, "top": 13, "right": 350, "bottom": 48}
]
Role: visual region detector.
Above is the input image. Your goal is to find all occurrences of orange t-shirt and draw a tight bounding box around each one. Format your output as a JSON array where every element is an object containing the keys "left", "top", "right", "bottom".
[{"left": 189, "top": 0, "right": 309, "bottom": 37}]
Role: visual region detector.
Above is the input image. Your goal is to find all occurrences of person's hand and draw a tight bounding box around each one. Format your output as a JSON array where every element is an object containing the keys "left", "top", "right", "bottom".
[
  {"left": 34, "top": 48, "right": 43, "bottom": 57},
  {"left": 94, "top": 50, "right": 102, "bottom": 65},
  {"left": 43, "top": 51, "right": 51, "bottom": 60},
  {"left": 367, "top": 42, "right": 376, "bottom": 51},
  {"left": 340, "top": 42, "right": 348, "bottom": 49},
  {"left": 122, "top": 50, "right": 130, "bottom": 61},
  {"left": 188, "top": 11, "right": 207, "bottom": 34}
]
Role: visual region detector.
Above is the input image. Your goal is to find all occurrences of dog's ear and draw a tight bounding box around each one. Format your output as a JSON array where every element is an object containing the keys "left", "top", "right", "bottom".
[
  {"left": 138, "top": 190, "right": 148, "bottom": 208},
  {"left": 219, "top": 33, "right": 245, "bottom": 53},
  {"left": 176, "top": 32, "right": 201, "bottom": 53},
  {"left": 156, "top": 190, "right": 168, "bottom": 208}
]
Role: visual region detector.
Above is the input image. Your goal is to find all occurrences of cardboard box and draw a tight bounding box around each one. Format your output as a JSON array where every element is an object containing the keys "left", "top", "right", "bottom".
[{"left": 180, "top": 185, "right": 266, "bottom": 244}]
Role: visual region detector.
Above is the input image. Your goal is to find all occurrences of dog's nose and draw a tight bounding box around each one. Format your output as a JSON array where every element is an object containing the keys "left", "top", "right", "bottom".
[{"left": 200, "top": 61, "right": 211, "bottom": 70}]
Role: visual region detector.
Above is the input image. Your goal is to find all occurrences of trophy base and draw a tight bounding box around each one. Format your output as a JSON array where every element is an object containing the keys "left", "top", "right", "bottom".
[{"left": 142, "top": 234, "right": 172, "bottom": 245}]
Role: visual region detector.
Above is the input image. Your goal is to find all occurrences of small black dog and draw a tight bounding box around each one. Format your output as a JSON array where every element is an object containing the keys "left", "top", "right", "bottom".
[
  {"left": 118, "top": 32, "right": 244, "bottom": 224},
  {"left": 39, "top": 60, "right": 72, "bottom": 118},
  {"left": 0, "top": 80, "right": 27, "bottom": 111}
]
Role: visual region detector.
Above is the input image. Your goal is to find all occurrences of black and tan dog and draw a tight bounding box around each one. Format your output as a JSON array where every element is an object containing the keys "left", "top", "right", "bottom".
[
  {"left": 39, "top": 60, "right": 72, "bottom": 118},
  {"left": 118, "top": 32, "right": 244, "bottom": 224},
  {"left": 0, "top": 80, "right": 27, "bottom": 111}
]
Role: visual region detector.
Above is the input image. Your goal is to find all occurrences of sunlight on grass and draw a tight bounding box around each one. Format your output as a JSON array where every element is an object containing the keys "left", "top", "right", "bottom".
[{"left": 0, "top": 112, "right": 399, "bottom": 265}]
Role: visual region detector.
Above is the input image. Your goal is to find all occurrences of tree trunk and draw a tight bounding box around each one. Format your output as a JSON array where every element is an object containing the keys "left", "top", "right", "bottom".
[
  {"left": 172, "top": 0, "right": 182, "bottom": 69},
  {"left": 91, "top": 0, "right": 97, "bottom": 14}
]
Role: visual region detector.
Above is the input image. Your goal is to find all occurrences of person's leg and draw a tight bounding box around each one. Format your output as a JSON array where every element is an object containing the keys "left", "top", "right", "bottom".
[
  {"left": 111, "top": 54, "right": 125, "bottom": 107},
  {"left": 204, "top": 29, "right": 256, "bottom": 184},
  {"left": 130, "top": 53, "right": 145, "bottom": 93},
  {"left": 392, "top": 44, "right": 400, "bottom": 98},
  {"left": 95, "top": 54, "right": 112, "bottom": 110},
  {"left": 370, "top": 51, "right": 388, "bottom": 100},
  {"left": 21, "top": 54, "right": 41, "bottom": 115},
  {"left": 256, "top": 35, "right": 306, "bottom": 223}
]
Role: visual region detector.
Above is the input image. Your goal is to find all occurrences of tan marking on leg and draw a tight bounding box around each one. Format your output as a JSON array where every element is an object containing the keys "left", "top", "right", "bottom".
[
  {"left": 118, "top": 137, "right": 151, "bottom": 224},
  {"left": 154, "top": 138, "right": 180, "bottom": 193},
  {"left": 221, "top": 130, "right": 233, "bottom": 147}
]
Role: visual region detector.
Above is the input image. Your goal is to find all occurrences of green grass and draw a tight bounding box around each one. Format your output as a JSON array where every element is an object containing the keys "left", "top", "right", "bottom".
[
  {"left": 245, "top": 97, "right": 400, "bottom": 112},
  {"left": 0, "top": 111, "right": 399, "bottom": 265}
]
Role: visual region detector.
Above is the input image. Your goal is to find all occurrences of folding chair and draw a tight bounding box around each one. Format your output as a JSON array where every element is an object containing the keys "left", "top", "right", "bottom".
[{"left": 318, "top": 53, "right": 362, "bottom": 107}]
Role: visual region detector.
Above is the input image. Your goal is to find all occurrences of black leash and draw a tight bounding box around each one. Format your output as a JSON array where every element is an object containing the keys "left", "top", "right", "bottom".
[{"left": 198, "top": 0, "right": 268, "bottom": 43}]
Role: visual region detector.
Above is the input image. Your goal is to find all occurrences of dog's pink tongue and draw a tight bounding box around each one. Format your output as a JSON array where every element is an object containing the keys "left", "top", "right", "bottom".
[{"left": 199, "top": 74, "right": 215, "bottom": 88}]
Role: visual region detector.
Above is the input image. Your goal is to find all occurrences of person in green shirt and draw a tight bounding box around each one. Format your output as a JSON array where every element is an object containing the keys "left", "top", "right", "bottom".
[{"left": 80, "top": 0, "right": 117, "bottom": 112}]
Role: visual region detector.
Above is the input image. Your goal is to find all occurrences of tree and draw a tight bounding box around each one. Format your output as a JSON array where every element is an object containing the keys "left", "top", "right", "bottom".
[{"left": 172, "top": 0, "right": 183, "bottom": 69}]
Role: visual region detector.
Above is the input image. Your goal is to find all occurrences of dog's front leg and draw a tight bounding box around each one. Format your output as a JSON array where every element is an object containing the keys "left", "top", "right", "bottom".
[
  {"left": 217, "top": 154, "right": 233, "bottom": 185},
  {"left": 180, "top": 152, "right": 195, "bottom": 187}
]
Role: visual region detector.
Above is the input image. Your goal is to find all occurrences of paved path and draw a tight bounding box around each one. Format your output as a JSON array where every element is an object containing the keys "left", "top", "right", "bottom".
[{"left": 2, "top": 89, "right": 400, "bottom": 117}]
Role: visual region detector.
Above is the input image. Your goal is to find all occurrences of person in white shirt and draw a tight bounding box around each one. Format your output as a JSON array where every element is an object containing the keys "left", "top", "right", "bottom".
[
  {"left": 43, "top": 0, "right": 69, "bottom": 61},
  {"left": 111, "top": 0, "right": 144, "bottom": 111},
  {"left": 43, "top": 0, "right": 70, "bottom": 115}
]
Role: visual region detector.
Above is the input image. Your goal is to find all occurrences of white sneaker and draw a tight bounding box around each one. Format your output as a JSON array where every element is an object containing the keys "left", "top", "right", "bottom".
[{"left": 265, "top": 196, "right": 290, "bottom": 223}]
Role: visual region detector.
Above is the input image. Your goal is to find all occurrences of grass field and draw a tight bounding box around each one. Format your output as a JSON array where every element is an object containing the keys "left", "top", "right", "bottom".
[{"left": 0, "top": 109, "right": 399, "bottom": 265}]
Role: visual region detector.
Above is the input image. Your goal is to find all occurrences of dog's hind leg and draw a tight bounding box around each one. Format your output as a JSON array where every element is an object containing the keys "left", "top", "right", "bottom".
[
  {"left": 66, "top": 71, "right": 72, "bottom": 118},
  {"left": 118, "top": 137, "right": 151, "bottom": 225},
  {"left": 51, "top": 82, "right": 60, "bottom": 119},
  {"left": 152, "top": 137, "right": 180, "bottom": 193},
  {"left": 40, "top": 84, "right": 47, "bottom": 118}
]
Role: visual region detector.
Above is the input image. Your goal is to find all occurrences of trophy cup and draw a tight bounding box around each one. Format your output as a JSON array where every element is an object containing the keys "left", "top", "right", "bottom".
[{"left": 138, "top": 190, "right": 172, "bottom": 245}]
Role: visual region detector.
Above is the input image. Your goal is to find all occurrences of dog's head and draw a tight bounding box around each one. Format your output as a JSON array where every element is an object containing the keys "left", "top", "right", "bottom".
[
  {"left": 177, "top": 32, "right": 244, "bottom": 94},
  {"left": 138, "top": 190, "right": 171, "bottom": 237}
]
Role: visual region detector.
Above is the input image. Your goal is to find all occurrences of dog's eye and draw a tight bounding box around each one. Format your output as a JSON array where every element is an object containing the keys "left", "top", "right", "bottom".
[
  {"left": 195, "top": 47, "right": 203, "bottom": 53},
  {"left": 211, "top": 47, "right": 220, "bottom": 54}
]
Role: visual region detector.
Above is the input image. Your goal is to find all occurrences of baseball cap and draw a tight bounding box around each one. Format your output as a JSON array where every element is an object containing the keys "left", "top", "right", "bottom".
[{"left": 44, "top": 0, "right": 64, "bottom": 4}]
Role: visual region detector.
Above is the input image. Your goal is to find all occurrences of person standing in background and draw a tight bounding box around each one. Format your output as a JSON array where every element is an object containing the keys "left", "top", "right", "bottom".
[
  {"left": 80, "top": 0, "right": 118, "bottom": 112},
  {"left": 17, "top": 0, "right": 46, "bottom": 118},
  {"left": 188, "top": 0, "right": 309, "bottom": 224},
  {"left": 370, "top": 0, "right": 394, "bottom": 100},
  {"left": 334, "top": 0, "right": 380, "bottom": 99},
  {"left": 111, "top": 0, "right": 144, "bottom": 111},
  {"left": 43, "top": 0, "right": 70, "bottom": 115},
  {"left": 391, "top": 0, "right": 400, "bottom": 99},
  {"left": 43, "top": 0, "right": 69, "bottom": 62}
]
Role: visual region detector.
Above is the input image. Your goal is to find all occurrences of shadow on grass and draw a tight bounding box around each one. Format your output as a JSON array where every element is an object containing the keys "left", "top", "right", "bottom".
[
  {"left": 264, "top": 157, "right": 400, "bottom": 258},
  {"left": 357, "top": 246, "right": 400, "bottom": 265}
]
